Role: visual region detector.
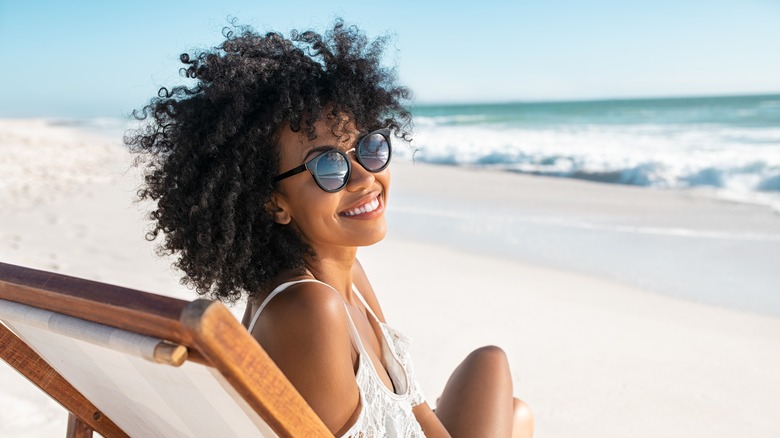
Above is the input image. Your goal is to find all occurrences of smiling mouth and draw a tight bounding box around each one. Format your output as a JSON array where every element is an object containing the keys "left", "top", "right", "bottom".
[{"left": 340, "top": 195, "right": 381, "bottom": 217}]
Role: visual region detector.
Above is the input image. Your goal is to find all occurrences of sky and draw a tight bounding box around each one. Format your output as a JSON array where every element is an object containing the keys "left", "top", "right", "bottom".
[{"left": 0, "top": 0, "right": 779, "bottom": 118}]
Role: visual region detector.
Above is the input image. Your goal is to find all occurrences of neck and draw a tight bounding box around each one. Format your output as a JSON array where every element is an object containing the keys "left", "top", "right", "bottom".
[{"left": 304, "top": 245, "right": 357, "bottom": 300}]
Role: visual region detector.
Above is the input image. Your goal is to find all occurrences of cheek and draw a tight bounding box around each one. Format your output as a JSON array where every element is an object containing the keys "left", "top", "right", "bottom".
[
  {"left": 292, "top": 189, "right": 341, "bottom": 221},
  {"left": 379, "top": 169, "right": 391, "bottom": 196}
]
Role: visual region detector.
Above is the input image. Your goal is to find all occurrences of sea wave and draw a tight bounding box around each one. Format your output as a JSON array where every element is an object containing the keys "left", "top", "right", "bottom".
[
  {"left": 57, "top": 113, "right": 780, "bottom": 210},
  {"left": 399, "top": 122, "right": 780, "bottom": 209}
]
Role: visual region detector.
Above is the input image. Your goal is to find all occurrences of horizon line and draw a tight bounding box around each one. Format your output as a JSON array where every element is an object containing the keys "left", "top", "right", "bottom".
[{"left": 412, "top": 91, "right": 780, "bottom": 108}]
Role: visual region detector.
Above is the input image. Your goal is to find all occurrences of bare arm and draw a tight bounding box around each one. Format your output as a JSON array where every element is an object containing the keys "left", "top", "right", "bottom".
[
  {"left": 413, "top": 403, "right": 452, "bottom": 438},
  {"left": 250, "top": 283, "right": 362, "bottom": 435}
]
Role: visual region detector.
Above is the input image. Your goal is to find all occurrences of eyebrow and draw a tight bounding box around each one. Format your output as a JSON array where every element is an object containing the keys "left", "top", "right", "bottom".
[
  {"left": 302, "top": 145, "right": 338, "bottom": 162},
  {"left": 299, "top": 130, "right": 369, "bottom": 162},
  {"left": 301, "top": 139, "right": 359, "bottom": 162}
]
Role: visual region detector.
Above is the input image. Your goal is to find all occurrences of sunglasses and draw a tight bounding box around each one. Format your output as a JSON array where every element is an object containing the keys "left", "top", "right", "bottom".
[{"left": 274, "top": 128, "right": 392, "bottom": 192}]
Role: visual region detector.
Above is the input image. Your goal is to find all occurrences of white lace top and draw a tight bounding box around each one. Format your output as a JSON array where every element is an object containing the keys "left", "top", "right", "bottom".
[{"left": 247, "top": 279, "right": 426, "bottom": 437}]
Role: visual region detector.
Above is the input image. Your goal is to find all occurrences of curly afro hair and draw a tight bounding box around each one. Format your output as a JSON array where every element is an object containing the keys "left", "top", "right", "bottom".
[{"left": 125, "top": 20, "right": 412, "bottom": 302}]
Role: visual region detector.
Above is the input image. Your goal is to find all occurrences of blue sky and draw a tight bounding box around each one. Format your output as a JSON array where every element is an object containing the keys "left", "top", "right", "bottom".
[{"left": 1, "top": 0, "right": 778, "bottom": 117}]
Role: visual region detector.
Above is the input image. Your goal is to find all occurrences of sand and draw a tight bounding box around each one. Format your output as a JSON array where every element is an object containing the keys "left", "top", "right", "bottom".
[{"left": 1, "top": 119, "right": 779, "bottom": 437}]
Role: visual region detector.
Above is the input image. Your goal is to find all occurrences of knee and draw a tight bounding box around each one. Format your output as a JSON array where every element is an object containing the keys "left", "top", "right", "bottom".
[
  {"left": 462, "top": 345, "right": 511, "bottom": 382},
  {"left": 513, "top": 398, "right": 534, "bottom": 438},
  {"left": 467, "top": 345, "right": 509, "bottom": 368}
]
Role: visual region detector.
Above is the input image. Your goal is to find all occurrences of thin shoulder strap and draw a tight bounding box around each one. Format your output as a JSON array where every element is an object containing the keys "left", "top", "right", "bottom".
[
  {"left": 342, "top": 302, "right": 368, "bottom": 354},
  {"left": 351, "top": 284, "right": 381, "bottom": 323},
  {"left": 247, "top": 278, "right": 368, "bottom": 355},
  {"left": 247, "top": 279, "right": 323, "bottom": 333}
]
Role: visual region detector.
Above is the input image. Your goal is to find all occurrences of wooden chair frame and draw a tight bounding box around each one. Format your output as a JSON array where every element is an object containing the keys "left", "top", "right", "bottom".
[{"left": 0, "top": 261, "right": 331, "bottom": 437}]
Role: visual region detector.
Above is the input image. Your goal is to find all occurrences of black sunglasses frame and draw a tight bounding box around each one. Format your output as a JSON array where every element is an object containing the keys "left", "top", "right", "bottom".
[{"left": 274, "top": 128, "right": 392, "bottom": 193}]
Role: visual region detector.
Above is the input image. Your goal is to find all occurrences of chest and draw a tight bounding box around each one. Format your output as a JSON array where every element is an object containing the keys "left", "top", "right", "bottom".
[{"left": 345, "top": 305, "right": 401, "bottom": 394}]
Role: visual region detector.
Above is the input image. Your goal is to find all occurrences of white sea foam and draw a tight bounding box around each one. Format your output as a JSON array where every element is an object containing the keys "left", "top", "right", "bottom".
[
  {"left": 400, "top": 121, "right": 780, "bottom": 210},
  {"left": 36, "top": 97, "right": 780, "bottom": 211}
]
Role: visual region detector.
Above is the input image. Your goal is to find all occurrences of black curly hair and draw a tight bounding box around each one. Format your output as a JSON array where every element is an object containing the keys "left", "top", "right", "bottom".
[{"left": 125, "top": 20, "right": 412, "bottom": 302}]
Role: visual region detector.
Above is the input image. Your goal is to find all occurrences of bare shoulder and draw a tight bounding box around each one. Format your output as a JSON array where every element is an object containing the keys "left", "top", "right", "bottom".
[
  {"left": 352, "top": 258, "right": 387, "bottom": 322},
  {"left": 250, "top": 281, "right": 360, "bottom": 434},
  {"left": 255, "top": 281, "right": 346, "bottom": 326},
  {"left": 251, "top": 280, "right": 353, "bottom": 361}
]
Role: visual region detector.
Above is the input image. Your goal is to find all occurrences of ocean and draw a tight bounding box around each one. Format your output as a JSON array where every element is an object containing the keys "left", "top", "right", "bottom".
[
  {"left": 71, "top": 93, "right": 780, "bottom": 212},
  {"left": 41, "top": 94, "right": 780, "bottom": 316},
  {"left": 406, "top": 94, "right": 780, "bottom": 211}
]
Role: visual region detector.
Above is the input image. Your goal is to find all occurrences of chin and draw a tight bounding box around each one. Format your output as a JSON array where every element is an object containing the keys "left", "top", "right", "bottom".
[
  {"left": 361, "top": 235, "right": 386, "bottom": 247},
  {"left": 356, "top": 226, "right": 387, "bottom": 247}
]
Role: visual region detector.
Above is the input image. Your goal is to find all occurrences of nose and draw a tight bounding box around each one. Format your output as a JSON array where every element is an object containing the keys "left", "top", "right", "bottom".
[{"left": 346, "top": 152, "right": 374, "bottom": 191}]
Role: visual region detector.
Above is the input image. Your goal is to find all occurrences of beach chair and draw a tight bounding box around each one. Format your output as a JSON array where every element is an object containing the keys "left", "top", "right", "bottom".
[{"left": 0, "top": 261, "right": 332, "bottom": 437}]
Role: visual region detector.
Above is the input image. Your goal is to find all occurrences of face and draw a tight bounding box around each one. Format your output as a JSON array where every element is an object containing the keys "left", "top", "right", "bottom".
[{"left": 268, "top": 117, "right": 390, "bottom": 254}]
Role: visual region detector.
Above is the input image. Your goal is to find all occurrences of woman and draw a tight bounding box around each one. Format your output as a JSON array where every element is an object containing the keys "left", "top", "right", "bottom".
[{"left": 127, "top": 20, "right": 533, "bottom": 437}]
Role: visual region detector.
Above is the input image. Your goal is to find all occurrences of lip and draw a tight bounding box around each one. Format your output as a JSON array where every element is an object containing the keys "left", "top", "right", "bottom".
[{"left": 338, "top": 192, "right": 384, "bottom": 219}]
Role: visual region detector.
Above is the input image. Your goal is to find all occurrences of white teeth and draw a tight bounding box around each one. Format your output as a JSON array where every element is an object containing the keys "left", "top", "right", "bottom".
[{"left": 344, "top": 197, "right": 380, "bottom": 216}]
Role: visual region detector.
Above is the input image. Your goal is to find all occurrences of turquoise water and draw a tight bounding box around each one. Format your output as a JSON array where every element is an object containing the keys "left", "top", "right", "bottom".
[
  {"left": 65, "top": 94, "right": 780, "bottom": 209},
  {"left": 398, "top": 95, "right": 780, "bottom": 317},
  {"left": 407, "top": 94, "right": 780, "bottom": 209},
  {"left": 49, "top": 96, "right": 780, "bottom": 316},
  {"left": 412, "top": 94, "right": 780, "bottom": 128}
]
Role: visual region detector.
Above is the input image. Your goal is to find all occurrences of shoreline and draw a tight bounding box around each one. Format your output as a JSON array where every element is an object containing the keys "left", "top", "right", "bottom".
[
  {"left": 2, "top": 119, "right": 779, "bottom": 437},
  {"left": 387, "top": 160, "right": 780, "bottom": 318}
]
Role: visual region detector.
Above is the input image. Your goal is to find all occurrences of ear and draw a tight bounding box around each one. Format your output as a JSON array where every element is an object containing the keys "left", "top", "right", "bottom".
[{"left": 265, "top": 193, "right": 292, "bottom": 225}]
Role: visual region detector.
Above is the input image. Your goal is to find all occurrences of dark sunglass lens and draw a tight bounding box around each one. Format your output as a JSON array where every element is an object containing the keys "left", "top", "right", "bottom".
[
  {"left": 358, "top": 133, "right": 390, "bottom": 171},
  {"left": 314, "top": 150, "right": 349, "bottom": 191}
]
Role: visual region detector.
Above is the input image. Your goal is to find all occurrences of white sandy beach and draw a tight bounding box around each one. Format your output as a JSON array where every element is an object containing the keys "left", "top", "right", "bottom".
[{"left": 1, "top": 119, "right": 779, "bottom": 437}]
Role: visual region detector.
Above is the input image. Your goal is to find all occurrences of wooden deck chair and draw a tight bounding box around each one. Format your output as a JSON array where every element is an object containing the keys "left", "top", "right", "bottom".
[{"left": 0, "top": 261, "right": 332, "bottom": 437}]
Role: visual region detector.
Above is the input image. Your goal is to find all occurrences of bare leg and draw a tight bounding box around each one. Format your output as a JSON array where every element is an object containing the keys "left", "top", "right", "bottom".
[
  {"left": 435, "top": 346, "right": 515, "bottom": 437},
  {"left": 512, "top": 398, "right": 534, "bottom": 438}
]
